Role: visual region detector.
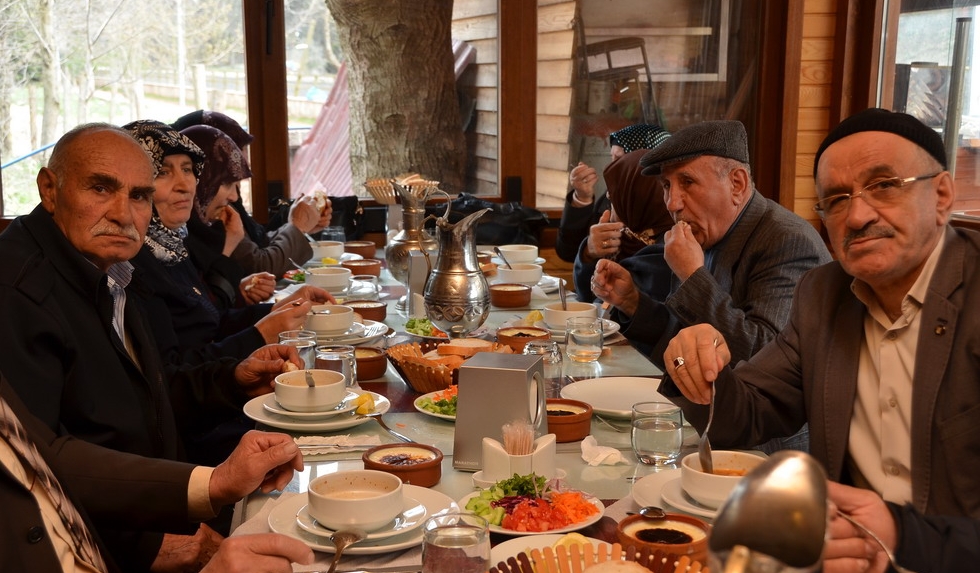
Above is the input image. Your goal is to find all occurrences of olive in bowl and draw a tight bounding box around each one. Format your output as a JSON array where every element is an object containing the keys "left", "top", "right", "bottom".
[{"left": 362, "top": 443, "right": 443, "bottom": 487}]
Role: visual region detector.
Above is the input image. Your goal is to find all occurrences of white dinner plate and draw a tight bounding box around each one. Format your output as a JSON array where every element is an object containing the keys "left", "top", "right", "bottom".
[
  {"left": 413, "top": 390, "right": 456, "bottom": 421},
  {"left": 457, "top": 492, "right": 604, "bottom": 536},
  {"left": 243, "top": 391, "right": 390, "bottom": 432},
  {"left": 261, "top": 391, "right": 359, "bottom": 420},
  {"left": 658, "top": 477, "right": 717, "bottom": 519},
  {"left": 492, "top": 256, "right": 547, "bottom": 266},
  {"left": 534, "top": 319, "right": 620, "bottom": 339},
  {"left": 316, "top": 320, "right": 388, "bottom": 345},
  {"left": 631, "top": 467, "right": 681, "bottom": 509},
  {"left": 268, "top": 485, "right": 458, "bottom": 554},
  {"left": 304, "top": 252, "right": 363, "bottom": 268},
  {"left": 490, "top": 533, "right": 610, "bottom": 566},
  {"left": 295, "top": 496, "right": 427, "bottom": 541},
  {"left": 560, "top": 377, "right": 666, "bottom": 419}
]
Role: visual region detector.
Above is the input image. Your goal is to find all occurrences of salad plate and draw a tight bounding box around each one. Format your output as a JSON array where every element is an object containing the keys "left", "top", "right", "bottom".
[
  {"left": 243, "top": 391, "right": 390, "bottom": 432},
  {"left": 261, "top": 391, "right": 359, "bottom": 420},
  {"left": 268, "top": 486, "right": 458, "bottom": 554},
  {"left": 413, "top": 390, "right": 457, "bottom": 421},
  {"left": 457, "top": 491, "right": 604, "bottom": 536},
  {"left": 294, "top": 496, "right": 427, "bottom": 540}
]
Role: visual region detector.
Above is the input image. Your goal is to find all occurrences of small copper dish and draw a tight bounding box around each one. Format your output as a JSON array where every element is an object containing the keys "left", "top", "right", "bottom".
[{"left": 362, "top": 443, "right": 443, "bottom": 487}]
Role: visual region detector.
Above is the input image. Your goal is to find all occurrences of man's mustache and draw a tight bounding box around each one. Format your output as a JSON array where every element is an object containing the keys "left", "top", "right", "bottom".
[
  {"left": 92, "top": 223, "right": 139, "bottom": 241},
  {"left": 843, "top": 226, "right": 894, "bottom": 250}
]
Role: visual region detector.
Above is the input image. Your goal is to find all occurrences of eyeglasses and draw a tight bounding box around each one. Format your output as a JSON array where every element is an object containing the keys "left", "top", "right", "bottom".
[{"left": 812, "top": 172, "right": 942, "bottom": 219}]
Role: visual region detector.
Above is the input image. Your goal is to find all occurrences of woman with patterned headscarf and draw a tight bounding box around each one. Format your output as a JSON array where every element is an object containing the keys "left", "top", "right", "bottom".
[
  {"left": 125, "top": 120, "right": 332, "bottom": 365},
  {"left": 557, "top": 123, "right": 669, "bottom": 262}
]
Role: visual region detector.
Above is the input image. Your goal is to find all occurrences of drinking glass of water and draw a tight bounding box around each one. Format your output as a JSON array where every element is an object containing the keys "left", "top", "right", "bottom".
[
  {"left": 421, "top": 512, "right": 489, "bottom": 573},
  {"left": 523, "top": 340, "right": 563, "bottom": 398},
  {"left": 565, "top": 317, "right": 603, "bottom": 363},
  {"left": 631, "top": 401, "right": 684, "bottom": 465},
  {"left": 278, "top": 329, "right": 317, "bottom": 369}
]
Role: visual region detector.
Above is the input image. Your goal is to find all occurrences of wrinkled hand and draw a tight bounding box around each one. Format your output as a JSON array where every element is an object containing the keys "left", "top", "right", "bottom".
[
  {"left": 240, "top": 272, "right": 276, "bottom": 304},
  {"left": 823, "top": 482, "right": 895, "bottom": 573},
  {"left": 663, "top": 324, "right": 730, "bottom": 404},
  {"left": 584, "top": 210, "right": 624, "bottom": 262},
  {"left": 217, "top": 206, "right": 245, "bottom": 256},
  {"left": 569, "top": 162, "right": 598, "bottom": 202},
  {"left": 271, "top": 285, "right": 334, "bottom": 311},
  {"left": 254, "top": 304, "right": 313, "bottom": 345},
  {"left": 209, "top": 430, "right": 305, "bottom": 506},
  {"left": 663, "top": 220, "right": 705, "bottom": 281},
  {"left": 200, "top": 533, "right": 313, "bottom": 573},
  {"left": 287, "top": 196, "right": 320, "bottom": 234},
  {"left": 151, "top": 525, "right": 224, "bottom": 573},
  {"left": 591, "top": 258, "right": 639, "bottom": 316},
  {"left": 234, "top": 343, "right": 302, "bottom": 397}
]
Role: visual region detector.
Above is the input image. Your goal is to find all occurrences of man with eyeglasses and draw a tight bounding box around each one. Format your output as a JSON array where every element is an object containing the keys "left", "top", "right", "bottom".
[{"left": 663, "top": 108, "right": 980, "bottom": 572}]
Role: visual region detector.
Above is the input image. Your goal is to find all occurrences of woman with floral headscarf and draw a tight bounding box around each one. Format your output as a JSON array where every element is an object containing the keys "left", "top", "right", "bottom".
[{"left": 125, "top": 120, "right": 333, "bottom": 364}]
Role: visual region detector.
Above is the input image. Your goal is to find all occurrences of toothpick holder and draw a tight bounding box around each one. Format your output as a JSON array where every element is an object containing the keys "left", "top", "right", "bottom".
[{"left": 482, "top": 434, "right": 557, "bottom": 483}]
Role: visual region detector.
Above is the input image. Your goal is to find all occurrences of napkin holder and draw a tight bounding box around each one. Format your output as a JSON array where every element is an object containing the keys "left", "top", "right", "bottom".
[
  {"left": 482, "top": 434, "right": 557, "bottom": 482},
  {"left": 453, "top": 353, "right": 546, "bottom": 471}
]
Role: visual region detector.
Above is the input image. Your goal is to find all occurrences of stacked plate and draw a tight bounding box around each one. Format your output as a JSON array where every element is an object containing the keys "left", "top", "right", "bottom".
[
  {"left": 314, "top": 320, "right": 388, "bottom": 344},
  {"left": 242, "top": 390, "right": 391, "bottom": 432}
]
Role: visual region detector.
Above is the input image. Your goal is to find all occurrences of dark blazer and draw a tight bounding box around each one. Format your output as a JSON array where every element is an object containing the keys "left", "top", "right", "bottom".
[
  {"left": 662, "top": 227, "right": 980, "bottom": 517},
  {"left": 0, "top": 377, "right": 195, "bottom": 573}
]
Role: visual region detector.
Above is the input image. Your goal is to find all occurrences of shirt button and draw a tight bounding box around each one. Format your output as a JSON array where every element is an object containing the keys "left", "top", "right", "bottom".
[
  {"left": 886, "top": 332, "right": 897, "bottom": 340},
  {"left": 889, "top": 398, "right": 898, "bottom": 408},
  {"left": 889, "top": 466, "right": 901, "bottom": 476},
  {"left": 26, "top": 526, "right": 45, "bottom": 544}
]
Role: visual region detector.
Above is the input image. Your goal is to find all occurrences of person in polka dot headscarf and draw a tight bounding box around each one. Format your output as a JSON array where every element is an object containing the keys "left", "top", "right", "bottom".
[{"left": 556, "top": 124, "right": 670, "bottom": 262}]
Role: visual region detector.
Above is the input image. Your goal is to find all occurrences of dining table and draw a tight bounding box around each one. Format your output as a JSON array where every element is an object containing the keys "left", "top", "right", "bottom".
[{"left": 231, "top": 250, "right": 707, "bottom": 571}]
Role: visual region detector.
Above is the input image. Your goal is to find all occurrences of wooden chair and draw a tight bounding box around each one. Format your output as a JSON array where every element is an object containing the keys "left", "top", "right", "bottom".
[{"left": 581, "top": 36, "right": 657, "bottom": 124}]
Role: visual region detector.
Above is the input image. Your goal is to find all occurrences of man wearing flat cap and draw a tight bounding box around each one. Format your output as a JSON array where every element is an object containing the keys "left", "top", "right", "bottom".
[
  {"left": 664, "top": 108, "right": 980, "bottom": 571},
  {"left": 592, "top": 121, "right": 830, "bottom": 439}
]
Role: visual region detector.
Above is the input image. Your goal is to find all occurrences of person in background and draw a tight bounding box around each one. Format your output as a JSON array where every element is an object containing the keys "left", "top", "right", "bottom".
[
  {"left": 556, "top": 123, "right": 669, "bottom": 262},
  {"left": 1, "top": 373, "right": 314, "bottom": 573},
  {"left": 125, "top": 120, "right": 333, "bottom": 365},
  {"left": 0, "top": 122, "right": 306, "bottom": 572},
  {"left": 173, "top": 110, "right": 330, "bottom": 277},
  {"left": 591, "top": 120, "right": 831, "bottom": 453},
  {"left": 662, "top": 109, "right": 980, "bottom": 556}
]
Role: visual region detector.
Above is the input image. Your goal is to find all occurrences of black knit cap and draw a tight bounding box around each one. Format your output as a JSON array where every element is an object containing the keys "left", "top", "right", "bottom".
[
  {"left": 640, "top": 120, "right": 748, "bottom": 176},
  {"left": 812, "top": 108, "right": 947, "bottom": 178}
]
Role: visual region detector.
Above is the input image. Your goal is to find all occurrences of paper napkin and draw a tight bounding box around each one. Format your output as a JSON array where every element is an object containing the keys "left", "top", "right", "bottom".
[
  {"left": 294, "top": 434, "right": 382, "bottom": 454},
  {"left": 580, "top": 435, "right": 628, "bottom": 466}
]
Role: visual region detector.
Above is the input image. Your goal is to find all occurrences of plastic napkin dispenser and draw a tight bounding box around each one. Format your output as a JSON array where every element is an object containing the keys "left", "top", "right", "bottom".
[{"left": 453, "top": 353, "right": 546, "bottom": 471}]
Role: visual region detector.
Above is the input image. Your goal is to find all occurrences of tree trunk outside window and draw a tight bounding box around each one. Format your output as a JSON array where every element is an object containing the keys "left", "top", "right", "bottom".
[{"left": 325, "top": 0, "right": 465, "bottom": 194}]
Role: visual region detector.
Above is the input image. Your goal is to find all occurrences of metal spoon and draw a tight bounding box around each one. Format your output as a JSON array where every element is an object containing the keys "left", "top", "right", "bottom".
[
  {"left": 288, "top": 257, "right": 307, "bottom": 273},
  {"left": 836, "top": 511, "right": 917, "bottom": 573},
  {"left": 709, "top": 450, "right": 827, "bottom": 571},
  {"left": 324, "top": 529, "right": 366, "bottom": 573},
  {"left": 698, "top": 384, "right": 716, "bottom": 474},
  {"left": 305, "top": 370, "right": 316, "bottom": 388},
  {"left": 626, "top": 505, "right": 667, "bottom": 519},
  {"left": 558, "top": 278, "right": 567, "bottom": 310},
  {"left": 493, "top": 246, "right": 512, "bottom": 269}
]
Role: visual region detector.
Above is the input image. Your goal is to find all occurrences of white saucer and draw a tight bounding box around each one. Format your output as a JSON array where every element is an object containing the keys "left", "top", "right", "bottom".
[
  {"left": 316, "top": 320, "right": 388, "bottom": 344},
  {"left": 313, "top": 322, "right": 365, "bottom": 339},
  {"left": 472, "top": 468, "right": 568, "bottom": 488},
  {"left": 534, "top": 318, "right": 620, "bottom": 339},
  {"left": 305, "top": 252, "right": 364, "bottom": 267},
  {"left": 492, "top": 256, "right": 546, "bottom": 266},
  {"left": 295, "top": 497, "right": 427, "bottom": 540},
  {"left": 261, "top": 391, "right": 359, "bottom": 420},
  {"left": 268, "top": 486, "right": 458, "bottom": 555},
  {"left": 243, "top": 391, "right": 390, "bottom": 432},
  {"left": 659, "top": 477, "right": 717, "bottom": 518}
]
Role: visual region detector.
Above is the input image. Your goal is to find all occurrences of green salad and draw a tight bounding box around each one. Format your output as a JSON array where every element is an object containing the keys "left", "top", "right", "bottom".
[
  {"left": 416, "top": 390, "right": 457, "bottom": 417},
  {"left": 405, "top": 317, "right": 437, "bottom": 336},
  {"left": 464, "top": 473, "right": 549, "bottom": 526}
]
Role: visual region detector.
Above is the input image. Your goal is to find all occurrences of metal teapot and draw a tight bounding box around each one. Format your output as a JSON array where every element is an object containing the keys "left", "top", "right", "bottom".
[{"left": 422, "top": 204, "right": 492, "bottom": 338}]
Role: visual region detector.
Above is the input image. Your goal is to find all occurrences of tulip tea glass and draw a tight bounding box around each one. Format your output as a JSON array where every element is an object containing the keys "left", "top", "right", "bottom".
[
  {"left": 631, "top": 401, "right": 684, "bottom": 466},
  {"left": 278, "top": 329, "right": 317, "bottom": 369}
]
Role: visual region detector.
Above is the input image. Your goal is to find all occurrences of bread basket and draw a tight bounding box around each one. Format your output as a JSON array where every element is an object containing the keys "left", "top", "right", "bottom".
[
  {"left": 488, "top": 542, "right": 708, "bottom": 573},
  {"left": 385, "top": 341, "right": 456, "bottom": 393}
]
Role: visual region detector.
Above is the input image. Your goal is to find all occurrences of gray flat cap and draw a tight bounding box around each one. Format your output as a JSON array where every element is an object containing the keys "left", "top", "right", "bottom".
[{"left": 640, "top": 120, "right": 749, "bottom": 176}]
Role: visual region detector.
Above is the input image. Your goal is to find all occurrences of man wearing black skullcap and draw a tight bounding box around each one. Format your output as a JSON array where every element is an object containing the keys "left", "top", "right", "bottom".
[{"left": 664, "top": 108, "right": 980, "bottom": 572}]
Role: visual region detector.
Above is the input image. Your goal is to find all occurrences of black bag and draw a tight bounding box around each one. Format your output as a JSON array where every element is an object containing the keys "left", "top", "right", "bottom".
[{"left": 424, "top": 193, "right": 547, "bottom": 245}]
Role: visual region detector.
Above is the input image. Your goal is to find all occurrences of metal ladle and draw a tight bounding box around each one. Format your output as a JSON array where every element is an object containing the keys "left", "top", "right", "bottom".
[{"left": 709, "top": 450, "right": 827, "bottom": 572}]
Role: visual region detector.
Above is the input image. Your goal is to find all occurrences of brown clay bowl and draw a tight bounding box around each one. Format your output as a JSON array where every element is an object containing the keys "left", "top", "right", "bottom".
[
  {"left": 546, "top": 398, "right": 593, "bottom": 442},
  {"left": 345, "top": 299, "right": 387, "bottom": 323},
  {"left": 362, "top": 443, "right": 443, "bottom": 487},
  {"left": 489, "top": 283, "right": 532, "bottom": 308},
  {"left": 496, "top": 325, "right": 551, "bottom": 352},
  {"left": 341, "top": 258, "right": 383, "bottom": 277},
  {"left": 354, "top": 346, "right": 388, "bottom": 380},
  {"left": 344, "top": 240, "right": 378, "bottom": 259},
  {"left": 616, "top": 513, "right": 710, "bottom": 565}
]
